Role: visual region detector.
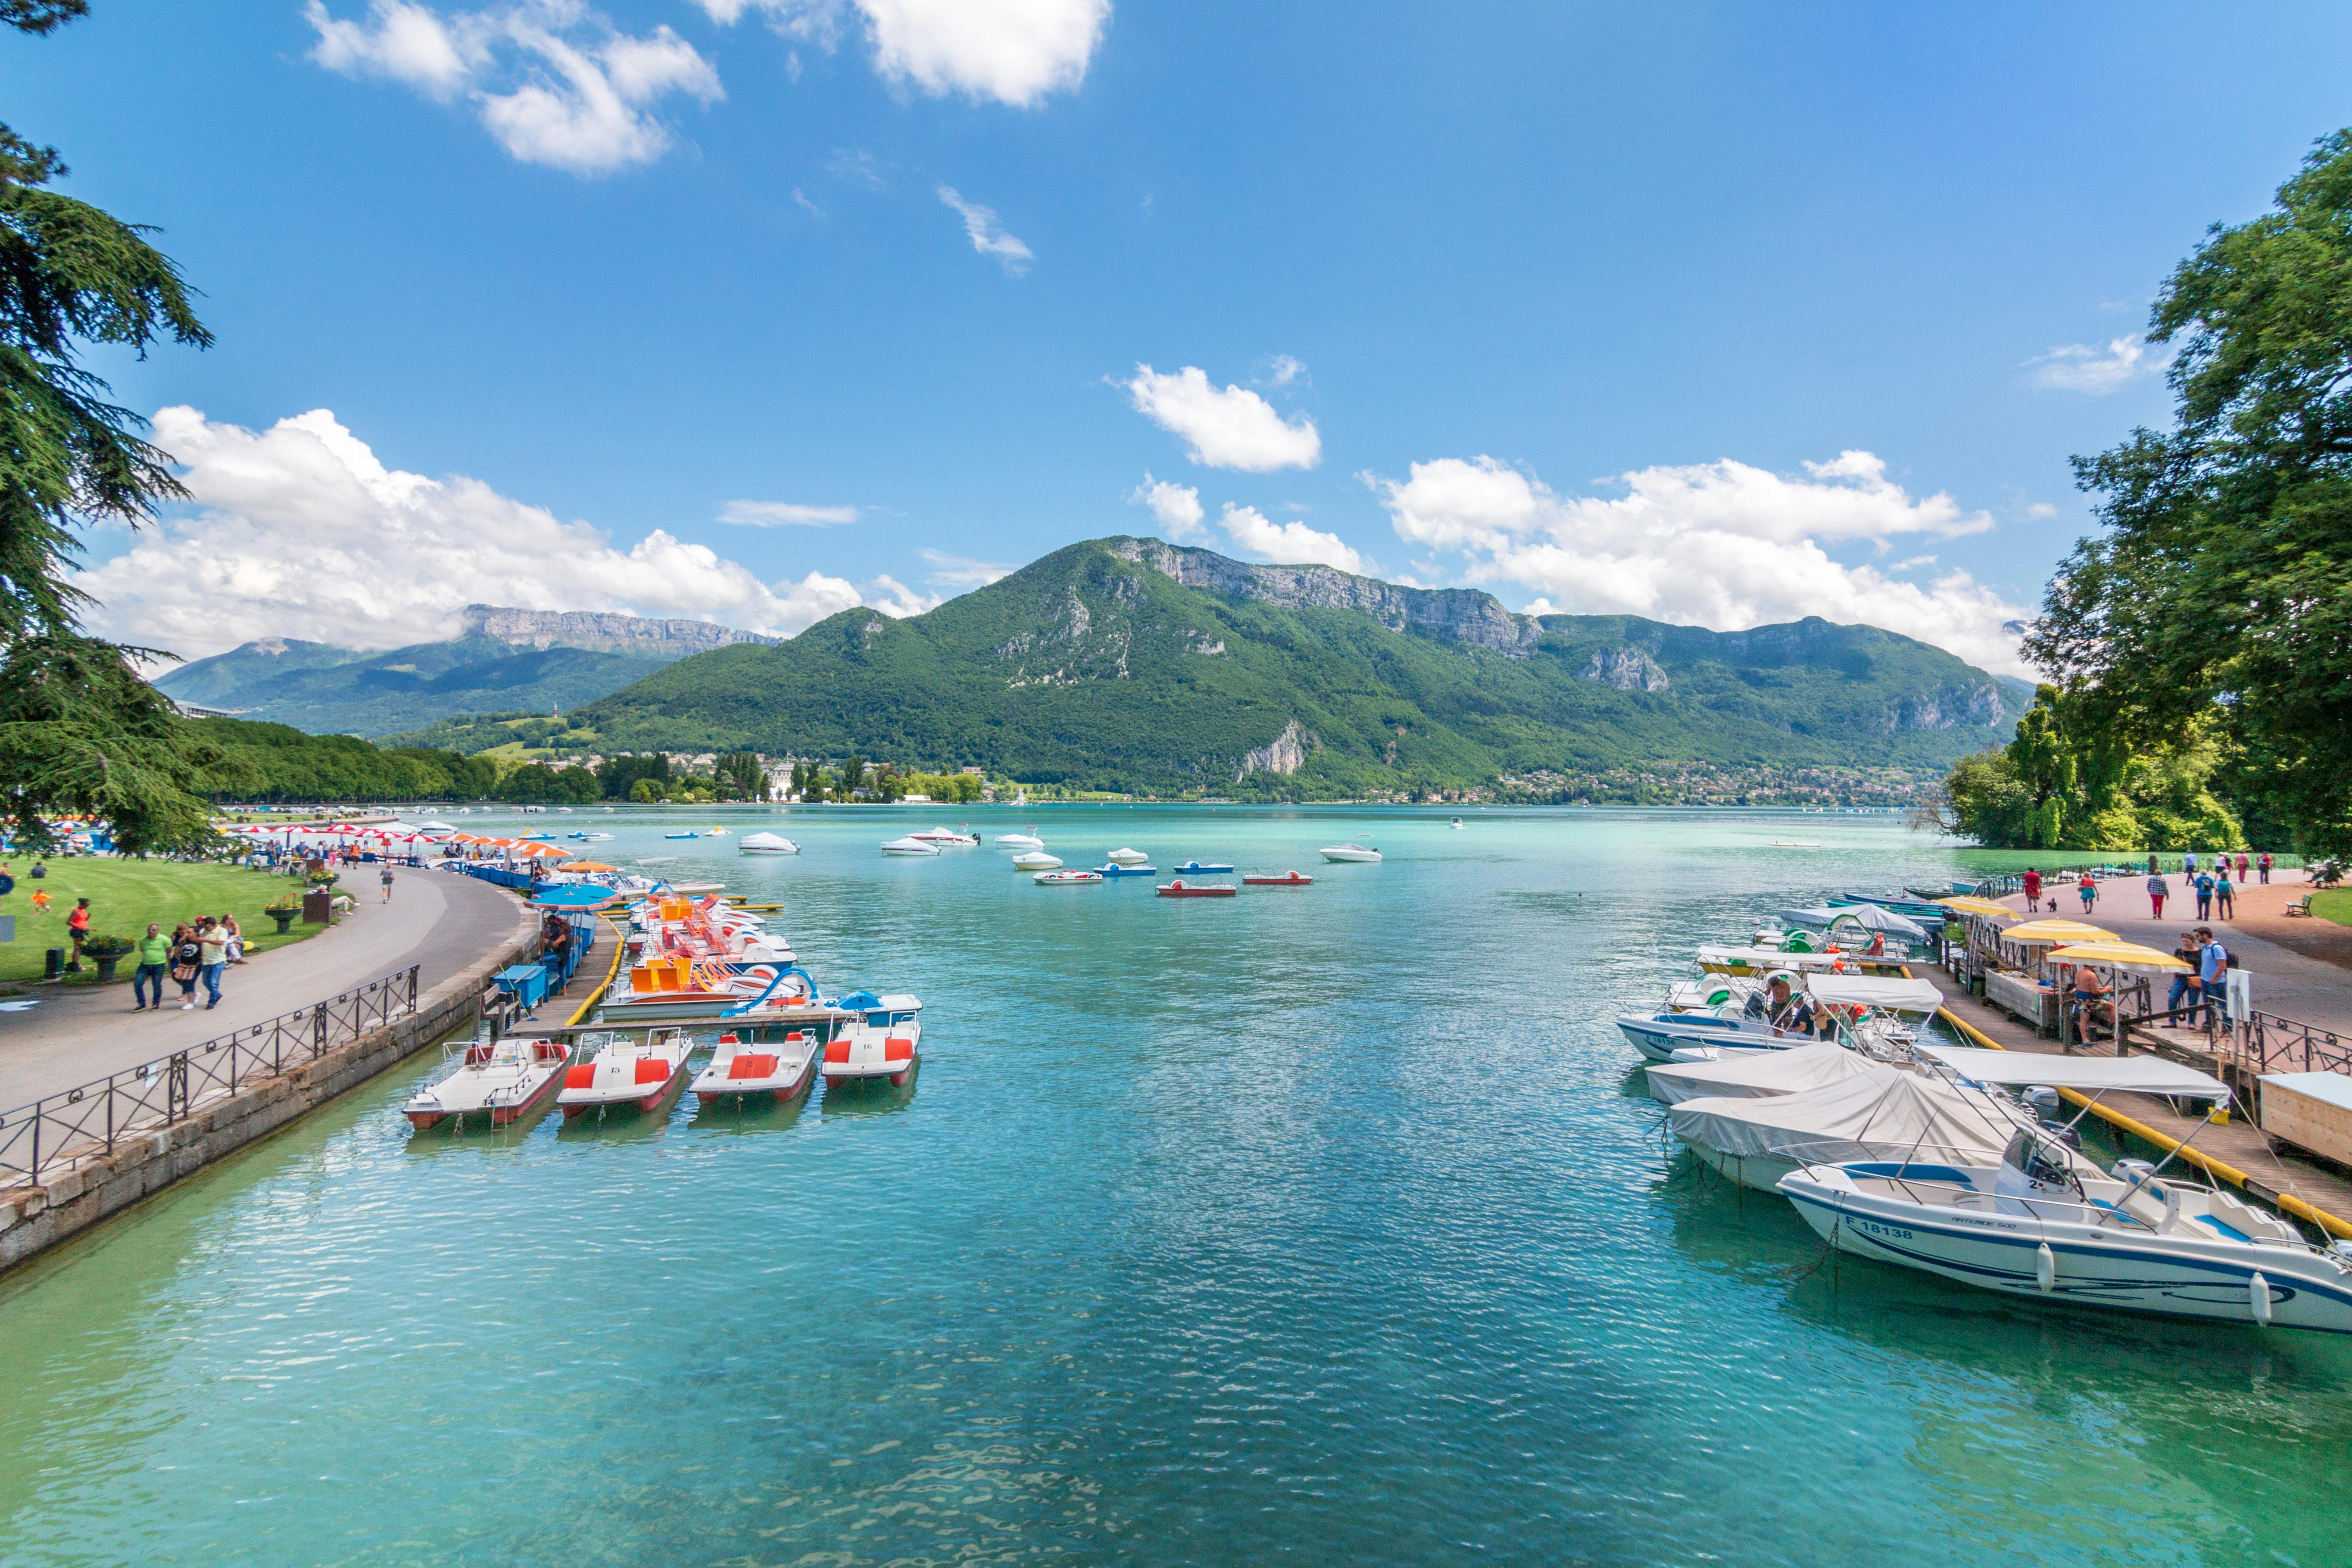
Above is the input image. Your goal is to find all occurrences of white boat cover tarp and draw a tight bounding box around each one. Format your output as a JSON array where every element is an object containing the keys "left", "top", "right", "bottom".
[
  {"left": 1669, "top": 1069, "right": 2021, "bottom": 1167},
  {"left": 1644, "top": 1043, "right": 1880, "bottom": 1107},
  {"left": 1915, "top": 1044, "right": 2230, "bottom": 1100},
  {"left": 1779, "top": 904, "right": 1931, "bottom": 939},
  {"left": 1805, "top": 976, "right": 1944, "bottom": 1013},
  {"left": 740, "top": 832, "right": 796, "bottom": 850},
  {"left": 1696, "top": 946, "right": 1863, "bottom": 972}
]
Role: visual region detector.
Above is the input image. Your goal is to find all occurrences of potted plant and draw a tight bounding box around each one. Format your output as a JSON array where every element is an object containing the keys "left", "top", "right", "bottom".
[
  {"left": 265, "top": 900, "right": 302, "bottom": 934},
  {"left": 81, "top": 934, "right": 133, "bottom": 982}
]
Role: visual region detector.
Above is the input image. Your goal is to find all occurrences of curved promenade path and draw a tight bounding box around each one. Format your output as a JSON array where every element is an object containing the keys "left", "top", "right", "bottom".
[{"left": 0, "top": 866, "right": 531, "bottom": 1113}]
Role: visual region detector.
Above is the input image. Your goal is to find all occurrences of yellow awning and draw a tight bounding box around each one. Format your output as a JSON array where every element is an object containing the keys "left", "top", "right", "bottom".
[
  {"left": 1936, "top": 895, "right": 2016, "bottom": 920},
  {"left": 2002, "top": 919, "right": 2116, "bottom": 945},
  {"left": 2049, "top": 941, "right": 2190, "bottom": 972}
]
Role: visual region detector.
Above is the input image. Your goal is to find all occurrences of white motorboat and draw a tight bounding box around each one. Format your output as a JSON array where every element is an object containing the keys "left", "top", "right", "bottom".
[
  {"left": 739, "top": 831, "right": 800, "bottom": 854},
  {"left": 881, "top": 836, "right": 942, "bottom": 856},
  {"left": 403, "top": 1031, "right": 571, "bottom": 1128},
  {"left": 555, "top": 1027, "right": 697, "bottom": 1119},
  {"left": 1669, "top": 1064, "right": 2049, "bottom": 1194},
  {"left": 1780, "top": 1054, "right": 2352, "bottom": 1333},
  {"left": 1011, "top": 850, "right": 1063, "bottom": 871},
  {"left": 690, "top": 1028, "right": 820, "bottom": 1106},
  {"left": 822, "top": 993, "right": 923, "bottom": 1089},
  {"left": 1104, "top": 847, "right": 1149, "bottom": 866},
  {"left": 1319, "top": 836, "right": 1381, "bottom": 863},
  {"left": 995, "top": 828, "right": 1045, "bottom": 849},
  {"left": 911, "top": 826, "right": 979, "bottom": 845},
  {"left": 1450, "top": 817, "right": 1464, "bottom": 829},
  {"left": 1616, "top": 1005, "right": 1795, "bottom": 1063}
]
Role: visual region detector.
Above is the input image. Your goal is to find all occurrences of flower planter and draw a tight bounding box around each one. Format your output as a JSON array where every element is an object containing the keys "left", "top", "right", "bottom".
[
  {"left": 269, "top": 910, "right": 297, "bottom": 935},
  {"left": 94, "top": 956, "right": 120, "bottom": 982}
]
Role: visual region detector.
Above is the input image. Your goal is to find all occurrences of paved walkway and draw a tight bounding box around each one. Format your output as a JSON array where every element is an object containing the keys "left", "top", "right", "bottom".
[
  {"left": 2005, "top": 870, "right": 2352, "bottom": 1035},
  {"left": 0, "top": 867, "right": 530, "bottom": 1110}
]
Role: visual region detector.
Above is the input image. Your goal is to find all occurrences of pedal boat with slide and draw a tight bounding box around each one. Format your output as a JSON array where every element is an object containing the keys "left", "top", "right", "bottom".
[
  {"left": 404, "top": 1029, "right": 571, "bottom": 1128},
  {"left": 1778, "top": 1045, "right": 2352, "bottom": 1333},
  {"left": 820, "top": 992, "right": 923, "bottom": 1089},
  {"left": 555, "top": 1026, "right": 698, "bottom": 1118},
  {"left": 691, "top": 1028, "right": 820, "bottom": 1106}
]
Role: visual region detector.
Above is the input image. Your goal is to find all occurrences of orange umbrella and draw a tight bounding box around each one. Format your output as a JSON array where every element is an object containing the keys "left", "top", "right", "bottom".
[
  {"left": 560, "top": 860, "right": 619, "bottom": 872},
  {"left": 511, "top": 842, "right": 569, "bottom": 858}
]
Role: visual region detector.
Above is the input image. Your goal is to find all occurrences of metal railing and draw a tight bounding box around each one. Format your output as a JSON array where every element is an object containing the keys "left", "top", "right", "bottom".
[
  {"left": 0, "top": 965, "right": 421, "bottom": 1191},
  {"left": 2185, "top": 1009, "right": 2352, "bottom": 1080}
]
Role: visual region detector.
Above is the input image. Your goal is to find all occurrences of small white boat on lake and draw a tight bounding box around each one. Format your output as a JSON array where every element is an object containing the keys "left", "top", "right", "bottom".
[
  {"left": 404, "top": 1031, "right": 571, "bottom": 1128},
  {"left": 1011, "top": 850, "right": 1063, "bottom": 871},
  {"left": 1035, "top": 868, "right": 1102, "bottom": 885},
  {"left": 821, "top": 993, "right": 923, "bottom": 1089},
  {"left": 1319, "top": 836, "right": 1381, "bottom": 863},
  {"left": 882, "top": 836, "right": 941, "bottom": 856},
  {"left": 556, "top": 1028, "right": 697, "bottom": 1119},
  {"left": 1105, "top": 847, "right": 1149, "bottom": 866},
  {"left": 739, "top": 831, "right": 800, "bottom": 854},
  {"left": 691, "top": 1028, "right": 819, "bottom": 1106},
  {"left": 911, "top": 826, "right": 979, "bottom": 845},
  {"left": 995, "top": 828, "right": 1045, "bottom": 849}
]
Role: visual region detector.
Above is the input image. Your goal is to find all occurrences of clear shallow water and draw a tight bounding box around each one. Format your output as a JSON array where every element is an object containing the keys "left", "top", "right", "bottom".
[{"left": 3, "top": 806, "right": 2347, "bottom": 1567}]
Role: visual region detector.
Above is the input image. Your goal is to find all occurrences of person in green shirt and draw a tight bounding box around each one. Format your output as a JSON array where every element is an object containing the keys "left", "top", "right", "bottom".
[{"left": 131, "top": 923, "right": 171, "bottom": 1012}]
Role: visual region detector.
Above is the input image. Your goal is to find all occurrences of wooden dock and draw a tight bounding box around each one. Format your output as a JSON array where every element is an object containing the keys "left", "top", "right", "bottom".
[{"left": 1934, "top": 981, "right": 2352, "bottom": 1238}]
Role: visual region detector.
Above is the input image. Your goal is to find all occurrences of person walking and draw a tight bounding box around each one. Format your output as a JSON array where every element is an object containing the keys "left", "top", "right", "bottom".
[
  {"left": 2193, "top": 870, "right": 2215, "bottom": 921},
  {"left": 2146, "top": 870, "right": 2168, "bottom": 919},
  {"left": 131, "top": 923, "right": 170, "bottom": 1011},
  {"left": 2216, "top": 867, "right": 2235, "bottom": 921},
  {"left": 2258, "top": 851, "right": 2274, "bottom": 885},
  {"left": 381, "top": 863, "right": 396, "bottom": 902},
  {"left": 2236, "top": 852, "right": 2251, "bottom": 881},
  {"left": 2184, "top": 849, "right": 2199, "bottom": 877},
  {"left": 2168, "top": 932, "right": 2203, "bottom": 1027},
  {"left": 2197, "top": 927, "right": 2230, "bottom": 1029},
  {"left": 198, "top": 919, "right": 229, "bottom": 1010},
  {"left": 66, "top": 896, "right": 91, "bottom": 972},
  {"left": 2077, "top": 872, "right": 2099, "bottom": 913},
  {"left": 2023, "top": 867, "right": 2042, "bottom": 912},
  {"left": 171, "top": 923, "right": 203, "bottom": 1009}
]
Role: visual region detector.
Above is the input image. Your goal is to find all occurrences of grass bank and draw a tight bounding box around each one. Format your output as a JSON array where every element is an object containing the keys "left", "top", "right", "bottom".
[
  {"left": 2311, "top": 889, "right": 2352, "bottom": 927},
  {"left": 1, "top": 859, "right": 328, "bottom": 986}
]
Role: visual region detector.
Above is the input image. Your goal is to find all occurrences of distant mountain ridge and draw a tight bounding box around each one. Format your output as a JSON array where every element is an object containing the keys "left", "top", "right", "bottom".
[
  {"left": 532, "top": 536, "right": 2027, "bottom": 796},
  {"left": 156, "top": 604, "right": 779, "bottom": 736}
]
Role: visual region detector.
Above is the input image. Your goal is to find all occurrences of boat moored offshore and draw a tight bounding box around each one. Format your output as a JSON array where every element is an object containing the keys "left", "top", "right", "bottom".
[{"left": 1319, "top": 836, "right": 1381, "bottom": 863}]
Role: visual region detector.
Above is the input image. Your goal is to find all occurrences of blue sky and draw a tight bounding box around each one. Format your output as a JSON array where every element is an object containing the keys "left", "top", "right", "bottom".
[{"left": 19, "top": 2, "right": 2352, "bottom": 673}]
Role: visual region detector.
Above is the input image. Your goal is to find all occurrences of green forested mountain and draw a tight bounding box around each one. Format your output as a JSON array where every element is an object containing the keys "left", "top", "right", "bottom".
[
  {"left": 550, "top": 538, "right": 2027, "bottom": 797},
  {"left": 156, "top": 606, "right": 777, "bottom": 736}
]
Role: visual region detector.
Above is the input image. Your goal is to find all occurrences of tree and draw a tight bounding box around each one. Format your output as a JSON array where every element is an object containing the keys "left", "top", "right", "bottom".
[
  {"left": 839, "top": 755, "right": 866, "bottom": 798},
  {"left": 717, "top": 750, "right": 764, "bottom": 801},
  {"left": 2028, "top": 129, "right": 2352, "bottom": 851}
]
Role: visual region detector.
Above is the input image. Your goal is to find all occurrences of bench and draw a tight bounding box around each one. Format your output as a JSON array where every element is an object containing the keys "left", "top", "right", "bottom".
[{"left": 2283, "top": 895, "right": 2313, "bottom": 917}]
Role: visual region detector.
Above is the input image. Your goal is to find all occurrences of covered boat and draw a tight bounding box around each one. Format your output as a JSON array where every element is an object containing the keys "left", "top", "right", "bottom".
[
  {"left": 1641, "top": 1041, "right": 1881, "bottom": 1107},
  {"left": 691, "top": 1028, "right": 819, "bottom": 1105},
  {"left": 910, "top": 826, "right": 978, "bottom": 845},
  {"left": 1011, "top": 850, "right": 1063, "bottom": 870},
  {"left": 882, "top": 836, "right": 941, "bottom": 856},
  {"left": 1668, "top": 1067, "right": 2034, "bottom": 1193},
  {"left": 556, "top": 1027, "right": 698, "bottom": 1118},
  {"left": 821, "top": 993, "right": 923, "bottom": 1089},
  {"left": 1104, "top": 847, "right": 1148, "bottom": 865},
  {"left": 996, "top": 829, "right": 1045, "bottom": 848},
  {"left": 739, "top": 832, "right": 800, "bottom": 854}
]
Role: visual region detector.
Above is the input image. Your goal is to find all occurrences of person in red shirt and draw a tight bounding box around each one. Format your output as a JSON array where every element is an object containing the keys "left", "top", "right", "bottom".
[
  {"left": 67, "top": 896, "right": 90, "bottom": 971},
  {"left": 2022, "top": 868, "right": 2042, "bottom": 911}
]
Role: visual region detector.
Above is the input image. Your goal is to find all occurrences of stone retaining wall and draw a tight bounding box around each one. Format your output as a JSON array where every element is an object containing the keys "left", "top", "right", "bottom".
[{"left": 0, "top": 896, "right": 540, "bottom": 1276}]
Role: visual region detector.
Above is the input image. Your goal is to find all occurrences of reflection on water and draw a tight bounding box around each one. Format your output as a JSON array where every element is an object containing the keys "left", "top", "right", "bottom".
[{"left": 0, "top": 806, "right": 2346, "bottom": 1568}]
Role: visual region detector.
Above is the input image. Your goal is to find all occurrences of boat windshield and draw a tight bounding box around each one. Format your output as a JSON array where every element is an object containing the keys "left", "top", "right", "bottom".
[{"left": 2000, "top": 1130, "right": 2085, "bottom": 1196}]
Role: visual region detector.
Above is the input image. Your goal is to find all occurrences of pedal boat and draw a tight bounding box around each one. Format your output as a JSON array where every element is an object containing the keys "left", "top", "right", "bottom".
[
  {"left": 1034, "top": 868, "right": 1103, "bottom": 884},
  {"left": 1095, "top": 862, "right": 1156, "bottom": 877},
  {"left": 691, "top": 1029, "right": 819, "bottom": 1105},
  {"left": 556, "top": 1027, "right": 697, "bottom": 1118},
  {"left": 821, "top": 993, "right": 923, "bottom": 1089},
  {"left": 1157, "top": 879, "right": 1236, "bottom": 898},
  {"left": 404, "top": 1032, "right": 571, "bottom": 1128},
  {"left": 1242, "top": 871, "right": 1314, "bottom": 886},
  {"left": 1168, "top": 860, "right": 1235, "bottom": 875}
]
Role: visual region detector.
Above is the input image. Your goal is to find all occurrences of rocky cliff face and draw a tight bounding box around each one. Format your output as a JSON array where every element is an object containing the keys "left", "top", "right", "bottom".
[
  {"left": 460, "top": 605, "right": 780, "bottom": 658},
  {"left": 1884, "top": 685, "right": 2007, "bottom": 731},
  {"left": 1111, "top": 538, "right": 1541, "bottom": 656},
  {"left": 1236, "top": 719, "right": 1318, "bottom": 779},
  {"left": 1582, "top": 648, "right": 1671, "bottom": 692}
]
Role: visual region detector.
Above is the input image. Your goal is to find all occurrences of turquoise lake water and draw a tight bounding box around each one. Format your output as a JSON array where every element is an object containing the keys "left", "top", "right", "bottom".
[{"left": 3, "top": 806, "right": 2348, "bottom": 1566}]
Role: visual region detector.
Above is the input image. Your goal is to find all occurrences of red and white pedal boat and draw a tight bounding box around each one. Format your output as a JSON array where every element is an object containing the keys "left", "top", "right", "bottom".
[
  {"left": 556, "top": 1027, "right": 697, "bottom": 1118},
  {"left": 821, "top": 994, "right": 923, "bottom": 1090},
  {"left": 1241, "top": 871, "right": 1314, "bottom": 886},
  {"left": 1156, "top": 879, "right": 1236, "bottom": 898},
  {"left": 404, "top": 1032, "right": 571, "bottom": 1128},
  {"left": 691, "top": 1029, "right": 820, "bottom": 1106}
]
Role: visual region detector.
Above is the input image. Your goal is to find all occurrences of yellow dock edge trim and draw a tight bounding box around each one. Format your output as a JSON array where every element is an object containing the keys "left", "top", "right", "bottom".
[
  {"left": 1934, "top": 1004, "right": 2352, "bottom": 1241},
  {"left": 565, "top": 916, "right": 628, "bottom": 1028}
]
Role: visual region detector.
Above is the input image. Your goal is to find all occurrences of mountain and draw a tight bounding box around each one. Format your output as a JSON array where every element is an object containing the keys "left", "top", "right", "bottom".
[
  {"left": 546, "top": 537, "right": 2028, "bottom": 797},
  {"left": 155, "top": 605, "right": 780, "bottom": 736}
]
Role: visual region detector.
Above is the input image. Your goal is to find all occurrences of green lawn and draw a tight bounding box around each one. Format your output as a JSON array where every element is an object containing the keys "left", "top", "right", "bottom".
[
  {"left": 0, "top": 858, "right": 328, "bottom": 986},
  {"left": 2310, "top": 889, "right": 2352, "bottom": 927}
]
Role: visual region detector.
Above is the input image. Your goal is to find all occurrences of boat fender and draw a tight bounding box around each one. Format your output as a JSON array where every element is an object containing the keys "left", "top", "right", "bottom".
[
  {"left": 2034, "top": 1242, "right": 2056, "bottom": 1294},
  {"left": 2249, "top": 1272, "right": 2273, "bottom": 1327}
]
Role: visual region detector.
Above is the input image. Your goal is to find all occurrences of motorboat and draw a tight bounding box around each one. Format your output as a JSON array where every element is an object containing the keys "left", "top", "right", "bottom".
[
  {"left": 1616, "top": 1006, "right": 1794, "bottom": 1063},
  {"left": 1835, "top": 890, "right": 1952, "bottom": 922},
  {"left": 1242, "top": 871, "right": 1314, "bottom": 886},
  {"left": 690, "top": 1029, "right": 819, "bottom": 1106},
  {"left": 739, "top": 831, "right": 800, "bottom": 854},
  {"left": 1011, "top": 850, "right": 1063, "bottom": 870},
  {"left": 1780, "top": 1051, "right": 2352, "bottom": 1331},
  {"left": 403, "top": 1030, "right": 571, "bottom": 1128},
  {"left": 1157, "top": 879, "right": 1236, "bottom": 898},
  {"left": 1035, "top": 869, "right": 1103, "bottom": 885},
  {"left": 1104, "top": 847, "right": 1149, "bottom": 866},
  {"left": 882, "top": 836, "right": 942, "bottom": 856},
  {"left": 1095, "top": 862, "right": 1157, "bottom": 877},
  {"left": 1450, "top": 817, "right": 1464, "bottom": 829},
  {"left": 821, "top": 992, "right": 923, "bottom": 1088},
  {"left": 1670, "top": 1066, "right": 2045, "bottom": 1193},
  {"left": 1695, "top": 944, "right": 1899, "bottom": 976},
  {"left": 1777, "top": 903, "right": 1931, "bottom": 941},
  {"left": 1319, "top": 837, "right": 1381, "bottom": 863},
  {"left": 996, "top": 829, "right": 1046, "bottom": 849},
  {"left": 556, "top": 1027, "right": 698, "bottom": 1118},
  {"left": 911, "top": 826, "right": 978, "bottom": 845},
  {"left": 1168, "top": 859, "right": 1234, "bottom": 875}
]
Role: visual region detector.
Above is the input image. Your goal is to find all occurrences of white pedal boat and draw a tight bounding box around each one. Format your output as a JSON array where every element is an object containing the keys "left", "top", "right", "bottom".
[
  {"left": 821, "top": 993, "right": 923, "bottom": 1089},
  {"left": 691, "top": 1029, "right": 820, "bottom": 1105},
  {"left": 404, "top": 1032, "right": 571, "bottom": 1128},
  {"left": 1034, "top": 868, "right": 1102, "bottom": 884},
  {"left": 556, "top": 1027, "right": 697, "bottom": 1118}
]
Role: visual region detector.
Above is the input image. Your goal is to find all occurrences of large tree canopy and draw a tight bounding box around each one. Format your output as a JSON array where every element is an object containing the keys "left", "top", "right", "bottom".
[
  {"left": 2027, "top": 130, "right": 2352, "bottom": 851},
  {"left": 1, "top": 3, "right": 218, "bottom": 852}
]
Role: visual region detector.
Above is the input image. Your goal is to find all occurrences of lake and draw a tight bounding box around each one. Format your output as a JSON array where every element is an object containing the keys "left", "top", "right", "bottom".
[{"left": 3, "top": 806, "right": 2345, "bottom": 1566}]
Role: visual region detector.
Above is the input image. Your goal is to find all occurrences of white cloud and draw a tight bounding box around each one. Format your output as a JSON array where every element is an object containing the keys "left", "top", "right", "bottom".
[
  {"left": 920, "top": 549, "right": 1015, "bottom": 591},
  {"left": 792, "top": 187, "right": 824, "bottom": 218},
  {"left": 1363, "top": 452, "right": 2032, "bottom": 676},
  {"left": 1259, "top": 354, "right": 1307, "bottom": 388},
  {"left": 1125, "top": 471, "right": 1205, "bottom": 541},
  {"left": 706, "top": 0, "right": 1107, "bottom": 106},
  {"left": 1123, "top": 365, "right": 1321, "bottom": 473},
  {"left": 861, "top": 574, "right": 939, "bottom": 617},
  {"left": 936, "top": 185, "right": 1033, "bottom": 273},
  {"left": 826, "top": 147, "right": 885, "bottom": 187},
  {"left": 719, "top": 499, "right": 861, "bottom": 526},
  {"left": 2027, "top": 335, "right": 2166, "bottom": 395},
  {"left": 1217, "top": 504, "right": 1370, "bottom": 575},
  {"left": 305, "top": 4, "right": 721, "bottom": 175},
  {"left": 75, "top": 408, "right": 911, "bottom": 661}
]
